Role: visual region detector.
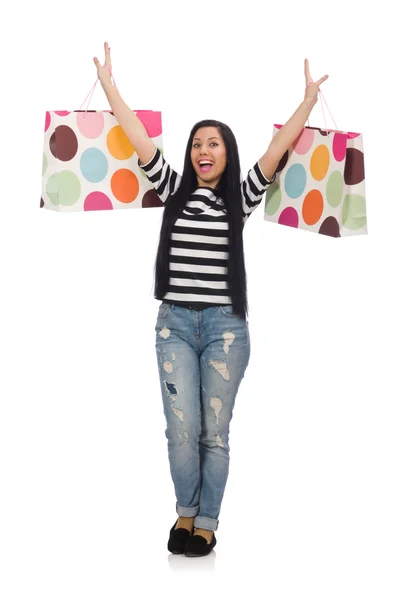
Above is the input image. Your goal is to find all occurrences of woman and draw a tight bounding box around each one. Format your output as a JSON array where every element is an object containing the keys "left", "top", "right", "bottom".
[{"left": 94, "top": 43, "right": 328, "bottom": 557}]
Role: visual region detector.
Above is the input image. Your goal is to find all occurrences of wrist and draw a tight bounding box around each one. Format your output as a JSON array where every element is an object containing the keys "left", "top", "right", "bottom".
[
  {"left": 102, "top": 80, "right": 116, "bottom": 93},
  {"left": 303, "top": 97, "right": 317, "bottom": 108}
]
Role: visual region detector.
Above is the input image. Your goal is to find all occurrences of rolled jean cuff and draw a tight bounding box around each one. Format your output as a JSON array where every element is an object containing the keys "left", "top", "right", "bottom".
[
  {"left": 176, "top": 503, "right": 199, "bottom": 517},
  {"left": 194, "top": 516, "right": 219, "bottom": 531}
]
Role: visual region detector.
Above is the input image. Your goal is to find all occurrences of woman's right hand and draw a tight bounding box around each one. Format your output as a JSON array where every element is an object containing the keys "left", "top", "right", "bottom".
[{"left": 93, "top": 42, "right": 114, "bottom": 88}]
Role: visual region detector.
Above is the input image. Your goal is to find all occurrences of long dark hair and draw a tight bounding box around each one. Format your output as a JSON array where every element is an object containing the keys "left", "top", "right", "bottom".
[{"left": 153, "top": 119, "right": 248, "bottom": 320}]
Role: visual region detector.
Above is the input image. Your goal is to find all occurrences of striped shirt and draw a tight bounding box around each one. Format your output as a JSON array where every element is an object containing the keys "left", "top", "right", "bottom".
[{"left": 139, "top": 147, "right": 275, "bottom": 307}]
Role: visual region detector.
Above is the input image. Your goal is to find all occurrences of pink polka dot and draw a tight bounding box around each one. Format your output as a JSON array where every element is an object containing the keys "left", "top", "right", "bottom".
[
  {"left": 135, "top": 111, "right": 162, "bottom": 137},
  {"left": 54, "top": 111, "right": 70, "bottom": 116},
  {"left": 274, "top": 124, "right": 282, "bottom": 130},
  {"left": 84, "top": 192, "right": 113, "bottom": 211},
  {"left": 45, "top": 111, "right": 51, "bottom": 132},
  {"left": 278, "top": 206, "right": 299, "bottom": 228},
  {"left": 77, "top": 111, "right": 105, "bottom": 139},
  {"left": 347, "top": 132, "right": 360, "bottom": 139},
  {"left": 333, "top": 132, "right": 347, "bottom": 162},
  {"left": 292, "top": 127, "right": 315, "bottom": 155}
]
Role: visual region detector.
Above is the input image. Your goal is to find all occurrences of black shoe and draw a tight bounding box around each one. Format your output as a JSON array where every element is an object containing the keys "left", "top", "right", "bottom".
[
  {"left": 167, "top": 520, "right": 192, "bottom": 554},
  {"left": 184, "top": 531, "right": 217, "bottom": 557}
]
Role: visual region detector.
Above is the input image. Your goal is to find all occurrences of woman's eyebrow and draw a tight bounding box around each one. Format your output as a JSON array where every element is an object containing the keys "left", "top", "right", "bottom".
[{"left": 193, "top": 137, "right": 220, "bottom": 141}]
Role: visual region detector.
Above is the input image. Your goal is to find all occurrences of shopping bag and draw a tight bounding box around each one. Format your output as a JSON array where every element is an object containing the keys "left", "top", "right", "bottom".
[
  {"left": 41, "top": 75, "right": 163, "bottom": 212},
  {"left": 264, "top": 93, "right": 367, "bottom": 237}
]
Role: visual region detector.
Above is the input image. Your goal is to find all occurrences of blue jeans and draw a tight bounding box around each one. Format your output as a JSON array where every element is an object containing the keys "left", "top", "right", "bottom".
[{"left": 154, "top": 302, "right": 251, "bottom": 531}]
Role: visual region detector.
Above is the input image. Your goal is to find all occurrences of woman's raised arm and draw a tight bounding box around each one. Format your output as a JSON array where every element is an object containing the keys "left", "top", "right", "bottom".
[{"left": 94, "top": 42, "right": 157, "bottom": 165}]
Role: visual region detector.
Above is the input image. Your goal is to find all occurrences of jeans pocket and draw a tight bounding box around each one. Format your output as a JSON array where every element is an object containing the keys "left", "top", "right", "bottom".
[
  {"left": 218, "top": 304, "right": 234, "bottom": 317},
  {"left": 158, "top": 302, "right": 172, "bottom": 318}
]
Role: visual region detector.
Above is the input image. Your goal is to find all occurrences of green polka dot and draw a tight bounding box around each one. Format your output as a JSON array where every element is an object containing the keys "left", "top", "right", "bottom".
[
  {"left": 342, "top": 194, "right": 367, "bottom": 230},
  {"left": 46, "top": 171, "right": 81, "bottom": 206},
  {"left": 326, "top": 170, "right": 343, "bottom": 207},
  {"left": 42, "top": 153, "right": 48, "bottom": 176},
  {"left": 265, "top": 183, "right": 282, "bottom": 216}
]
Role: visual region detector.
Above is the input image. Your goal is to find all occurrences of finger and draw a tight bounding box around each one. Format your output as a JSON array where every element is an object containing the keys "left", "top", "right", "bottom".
[
  {"left": 104, "top": 41, "right": 112, "bottom": 67},
  {"left": 316, "top": 74, "right": 329, "bottom": 85},
  {"left": 304, "top": 58, "right": 312, "bottom": 85}
]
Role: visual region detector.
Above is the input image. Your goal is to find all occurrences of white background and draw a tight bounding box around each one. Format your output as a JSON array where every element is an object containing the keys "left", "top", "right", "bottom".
[{"left": 1, "top": 0, "right": 396, "bottom": 597}]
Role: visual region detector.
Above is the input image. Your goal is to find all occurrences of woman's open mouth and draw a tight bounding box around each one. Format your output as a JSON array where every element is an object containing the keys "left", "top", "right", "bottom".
[{"left": 198, "top": 161, "right": 214, "bottom": 173}]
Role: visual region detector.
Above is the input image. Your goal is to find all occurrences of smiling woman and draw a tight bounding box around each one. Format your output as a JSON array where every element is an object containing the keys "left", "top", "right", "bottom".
[
  {"left": 93, "top": 41, "right": 328, "bottom": 557},
  {"left": 191, "top": 129, "right": 227, "bottom": 188}
]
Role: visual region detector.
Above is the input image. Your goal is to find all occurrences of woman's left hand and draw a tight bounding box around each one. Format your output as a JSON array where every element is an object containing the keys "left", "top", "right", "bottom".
[{"left": 304, "top": 58, "right": 329, "bottom": 103}]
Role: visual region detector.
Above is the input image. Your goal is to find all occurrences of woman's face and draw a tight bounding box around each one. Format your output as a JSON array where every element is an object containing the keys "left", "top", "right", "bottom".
[{"left": 190, "top": 126, "right": 227, "bottom": 189}]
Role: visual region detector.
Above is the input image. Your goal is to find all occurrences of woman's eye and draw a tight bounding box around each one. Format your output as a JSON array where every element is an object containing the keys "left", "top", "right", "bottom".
[{"left": 193, "top": 143, "right": 218, "bottom": 148}]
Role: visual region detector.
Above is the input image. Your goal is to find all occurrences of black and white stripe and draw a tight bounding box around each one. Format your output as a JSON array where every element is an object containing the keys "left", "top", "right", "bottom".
[{"left": 139, "top": 147, "right": 275, "bottom": 305}]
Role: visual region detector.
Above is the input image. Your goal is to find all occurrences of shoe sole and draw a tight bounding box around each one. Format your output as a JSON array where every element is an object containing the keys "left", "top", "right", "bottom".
[{"left": 184, "top": 549, "right": 214, "bottom": 557}]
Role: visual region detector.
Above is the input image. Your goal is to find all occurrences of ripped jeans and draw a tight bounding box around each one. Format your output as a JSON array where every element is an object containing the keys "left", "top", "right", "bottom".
[{"left": 154, "top": 302, "right": 250, "bottom": 532}]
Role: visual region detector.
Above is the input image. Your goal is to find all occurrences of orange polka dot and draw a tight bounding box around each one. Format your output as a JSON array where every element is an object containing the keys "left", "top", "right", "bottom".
[
  {"left": 107, "top": 126, "right": 135, "bottom": 160},
  {"left": 302, "top": 189, "right": 324, "bottom": 225},
  {"left": 310, "top": 144, "right": 330, "bottom": 181},
  {"left": 111, "top": 169, "right": 139, "bottom": 203}
]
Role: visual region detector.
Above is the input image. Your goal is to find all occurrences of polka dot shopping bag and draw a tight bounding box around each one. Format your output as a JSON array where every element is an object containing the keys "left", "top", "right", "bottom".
[
  {"left": 41, "top": 77, "right": 164, "bottom": 211},
  {"left": 264, "top": 94, "right": 367, "bottom": 238}
]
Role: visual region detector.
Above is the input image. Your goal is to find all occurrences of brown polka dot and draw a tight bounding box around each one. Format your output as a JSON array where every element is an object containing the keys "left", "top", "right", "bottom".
[
  {"left": 49, "top": 125, "right": 78, "bottom": 161},
  {"left": 142, "top": 189, "right": 163, "bottom": 208},
  {"left": 318, "top": 216, "right": 341, "bottom": 237},
  {"left": 40, "top": 197, "right": 45, "bottom": 208},
  {"left": 344, "top": 147, "right": 365, "bottom": 185},
  {"left": 276, "top": 149, "right": 289, "bottom": 173}
]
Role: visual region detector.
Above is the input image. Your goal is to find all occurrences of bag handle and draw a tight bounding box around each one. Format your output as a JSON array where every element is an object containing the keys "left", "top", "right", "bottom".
[
  {"left": 306, "top": 82, "right": 339, "bottom": 133},
  {"left": 79, "top": 65, "right": 117, "bottom": 117}
]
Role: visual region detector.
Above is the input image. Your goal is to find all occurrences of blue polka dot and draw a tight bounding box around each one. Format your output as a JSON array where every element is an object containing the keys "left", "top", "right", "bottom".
[
  {"left": 284, "top": 163, "right": 307, "bottom": 199},
  {"left": 80, "top": 148, "right": 108, "bottom": 183}
]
